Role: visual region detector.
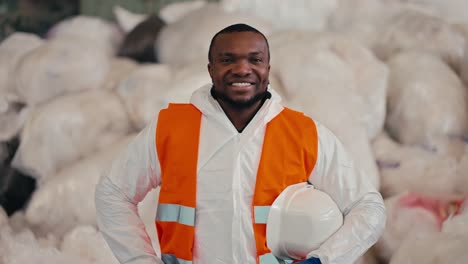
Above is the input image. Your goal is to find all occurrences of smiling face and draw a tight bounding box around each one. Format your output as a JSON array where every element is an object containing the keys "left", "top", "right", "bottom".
[{"left": 208, "top": 31, "right": 270, "bottom": 109}]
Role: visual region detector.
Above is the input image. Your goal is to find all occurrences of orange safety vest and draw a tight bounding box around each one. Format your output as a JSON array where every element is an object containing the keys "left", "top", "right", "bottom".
[{"left": 155, "top": 103, "right": 318, "bottom": 264}]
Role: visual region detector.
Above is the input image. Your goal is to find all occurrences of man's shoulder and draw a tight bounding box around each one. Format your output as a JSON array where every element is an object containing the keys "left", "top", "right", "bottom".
[
  {"left": 280, "top": 106, "right": 315, "bottom": 123},
  {"left": 160, "top": 103, "right": 200, "bottom": 114}
]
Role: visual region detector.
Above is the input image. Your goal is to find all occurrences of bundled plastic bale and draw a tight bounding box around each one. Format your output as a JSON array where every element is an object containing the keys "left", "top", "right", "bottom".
[
  {"left": 265, "top": 71, "right": 287, "bottom": 100},
  {"left": 164, "top": 57, "right": 211, "bottom": 104},
  {"left": 398, "top": 0, "right": 468, "bottom": 24},
  {"left": 8, "top": 211, "right": 29, "bottom": 234},
  {"left": 0, "top": 228, "right": 86, "bottom": 264},
  {"left": 24, "top": 134, "right": 135, "bottom": 238},
  {"left": 159, "top": 0, "right": 207, "bottom": 24},
  {"left": 389, "top": 232, "right": 468, "bottom": 264},
  {"left": 11, "top": 90, "right": 132, "bottom": 180},
  {"left": 374, "top": 193, "right": 464, "bottom": 262},
  {"left": 329, "top": 0, "right": 398, "bottom": 48},
  {"left": 284, "top": 86, "right": 379, "bottom": 189},
  {"left": 372, "top": 133, "right": 461, "bottom": 197},
  {"left": 460, "top": 41, "right": 468, "bottom": 86},
  {"left": 14, "top": 38, "right": 112, "bottom": 106},
  {"left": 100, "top": 57, "right": 138, "bottom": 91},
  {"left": 46, "top": 15, "right": 123, "bottom": 55},
  {"left": 385, "top": 51, "right": 468, "bottom": 146},
  {"left": 0, "top": 97, "right": 29, "bottom": 141},
  {"left": 455, "top": 145, "right": 468, "bottom": 195},
  {"left": 270, "top": 31, "right": 388, "bottom": 140},
  {"left": 442, "top": 199, "right": 468, "bottom": 236},
  {"left": 156, "top": 3, "right": 272, "bottom": 66},
  {"left": 329, "top": 0, "right": 436, "bottom": 48},
  {"left": 324, "top": 36, "right": 388, "bottom": 140},
  {"left": 221, "top": 0, "right": 337, "bottom": 31},
  {"left": 116, "top": 64, "right": 172, "bottom": 129},
  {"left": 373, "top": 8, "right": 466, "bottom": 69},
  {"left": 0, "top": 33, "right": 43, "bottom": 141},
  {"left": 0, "top": 32, "right": 43, "bottom": 95},
  {"left": 60, "top": 225, "right": 119, "bottom": 264}
]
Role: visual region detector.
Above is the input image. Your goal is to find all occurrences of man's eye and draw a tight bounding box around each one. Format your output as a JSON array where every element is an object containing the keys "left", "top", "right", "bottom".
[
  {"left": 220, "top": 58, "right": 233, "bottom": 63},
  {"left": 251, "top": 58, "right": 263, "bottom": 63}
]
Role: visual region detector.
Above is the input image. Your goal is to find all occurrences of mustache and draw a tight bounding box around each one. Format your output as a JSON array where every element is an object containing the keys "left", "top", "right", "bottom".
[{"left": 210, "top": 86, "right": 271, "bottom": 110}]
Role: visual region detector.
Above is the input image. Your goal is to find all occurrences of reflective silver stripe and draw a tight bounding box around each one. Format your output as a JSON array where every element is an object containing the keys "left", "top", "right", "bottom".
[
  {"left": 259, "top": 253, "right": 294, "bottom": 264},
  {"left": 161, "top": 253, "right": 193, "bottom": 264},
  {"left": 156, "top": 203, "right": 195, "bottom": 226},
  {"left": 254, "top": 205, "right": 271, "bottom": 224}
]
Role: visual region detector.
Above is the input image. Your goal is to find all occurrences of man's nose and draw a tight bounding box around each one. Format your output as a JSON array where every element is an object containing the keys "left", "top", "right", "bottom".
[{"left": 232, "top": 60, "right": 252, "bottom": 76}]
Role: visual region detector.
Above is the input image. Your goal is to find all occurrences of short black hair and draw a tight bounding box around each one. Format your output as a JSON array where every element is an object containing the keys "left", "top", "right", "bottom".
[{"left": 208, "top": 23, "right": 270, "bottom": 63}]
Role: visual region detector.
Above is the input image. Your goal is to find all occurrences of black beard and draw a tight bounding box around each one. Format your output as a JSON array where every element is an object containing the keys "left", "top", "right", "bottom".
[{"left": 210, "top": 86, "right": 271, "bottom": 110}]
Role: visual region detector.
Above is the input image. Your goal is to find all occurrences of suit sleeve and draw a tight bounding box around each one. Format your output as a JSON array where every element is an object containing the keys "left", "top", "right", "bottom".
[
  {"left": 95, "top": 117, "right": 163, "bottom": 264},
  {"left": 306, "top": 121, "right": 386, "bottom": 264}
]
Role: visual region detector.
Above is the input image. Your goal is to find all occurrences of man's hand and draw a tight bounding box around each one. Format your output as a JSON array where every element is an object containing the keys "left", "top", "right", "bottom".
[{"left": 296, "top": 257, "right": 322, "bottom": 264}]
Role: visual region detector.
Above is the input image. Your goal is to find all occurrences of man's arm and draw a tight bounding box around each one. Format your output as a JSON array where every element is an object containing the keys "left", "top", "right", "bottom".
[
  {"left": 307, "top": 122, "right": 386, "bottom": 264},
  {"left": 95, "top": 118, "right": 162, "bottom": 264}
]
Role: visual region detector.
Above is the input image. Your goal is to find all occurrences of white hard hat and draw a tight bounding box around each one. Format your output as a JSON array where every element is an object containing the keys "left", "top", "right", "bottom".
[{"left": 267, "top": 182, "right": 343, "bottom": 260}]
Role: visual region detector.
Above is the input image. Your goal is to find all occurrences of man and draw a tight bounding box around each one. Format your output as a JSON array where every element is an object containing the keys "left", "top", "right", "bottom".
[{"left": 95, "top": 23, "right": 386, "bottom": 264}]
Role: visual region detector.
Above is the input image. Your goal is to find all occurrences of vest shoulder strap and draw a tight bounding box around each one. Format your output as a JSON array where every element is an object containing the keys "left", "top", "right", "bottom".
[{"left": 156, "top": 103, "right": 201, "bottom": 206}]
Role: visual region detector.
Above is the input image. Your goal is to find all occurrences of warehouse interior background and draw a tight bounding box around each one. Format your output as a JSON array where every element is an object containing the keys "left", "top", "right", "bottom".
[{"left": 1, "top": 0, "right": 468, "bottom": 263}]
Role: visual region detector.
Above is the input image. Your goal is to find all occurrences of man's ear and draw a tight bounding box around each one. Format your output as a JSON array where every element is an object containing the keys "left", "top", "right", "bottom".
[{"left": 207, "top": 63, "right": 213, "bottom": 79}]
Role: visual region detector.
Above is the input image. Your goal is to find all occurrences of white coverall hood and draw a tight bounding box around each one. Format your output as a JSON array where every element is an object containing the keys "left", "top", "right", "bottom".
[{"left": 189, "top": 83, "right": 283, "bottom": 119}]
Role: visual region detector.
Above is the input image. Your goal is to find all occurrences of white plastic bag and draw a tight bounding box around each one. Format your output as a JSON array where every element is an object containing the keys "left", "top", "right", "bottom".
[
  {"left": 221, "top": 0, "right": 337, "bottom": 31},
  {"left": 389, "top": 232, "right": 468, "bottom": 264},
  {"left": 0, "top": 228, "right": 86, "bottom": 264},
  {"left": 24, "top": 134, "right": 135, "bottom": 238},
  {"left": 397, "top": 0, "right": 468, "bottom": 24},
  {"left": 460, "top": 40, "right": 468, "bottom": 87},
  {"left": 0, "top": 33, "right": 43, "bottom": 140},
  {"left": 442, "top": 200, "right": 468, "bottom": 236},
  {"left": 0, "top": 97, "right": 29, "bottom": 141},
  {"left": 159, "top": 0, "right": 207, "bottom": 24},
  {"left": 329, "top": 0, "right": 437, "bottom": 49},
  {"left": 372, "top": 133, "right": 460, "bottom": 197},
  {"left": 100, "top": 57, "right": 139, "bottom": 91},
  {"left": 12, "top": 90, "right": 132, "bottom": 180},
  {"left": 329, "top": 0, "right": 400, "bottom": 48},
  {"left": 385, "top": 51, "right": 468, "bottom": 146},
  {"left": 47, "top": 15, "right": 123, "bottom": 55},
  {"left": 374, "top": 193, "right": 444, "bottom": 262},
  {"left": 60, "top": 225, "right": 119, "bottom": 264},
  {"left": 156, "top": 3, "right": 272, "bottom": 66},
  {"left": 14, "top": 38, "right": 111, "bottom": 105},
  {"left": 0, "top": 32, "right": 43, "bottom": 96},
  {"left": 374, "top": 8, "right": 465, "bottom": 69},
  {"left": 164, "top": 57, "right": 212, "bottom": 104},
  {"left": 116, "top": 64, "right": 172, "bottom": 129},
  {"left": 270, "top": 31, "right": 388, "bottom": 140}
]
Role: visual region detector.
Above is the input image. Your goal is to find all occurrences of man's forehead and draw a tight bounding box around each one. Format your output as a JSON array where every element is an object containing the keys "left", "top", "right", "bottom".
[
  {"left": 214, "top": 32, "right": 267, "bottom": 47},
  {"left": 212, "top": 32, "right": 268, "bottom": 54}
]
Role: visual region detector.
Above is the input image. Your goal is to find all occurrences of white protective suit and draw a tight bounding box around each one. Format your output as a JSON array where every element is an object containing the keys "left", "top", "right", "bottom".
[{"left": 95, "top": 84, "right": 386, "bottom": 264}]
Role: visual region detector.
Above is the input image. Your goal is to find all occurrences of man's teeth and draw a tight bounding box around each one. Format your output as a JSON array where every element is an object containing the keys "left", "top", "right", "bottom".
[{"left": 232, "top": 82, "right": 251, "bottom": 87}]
